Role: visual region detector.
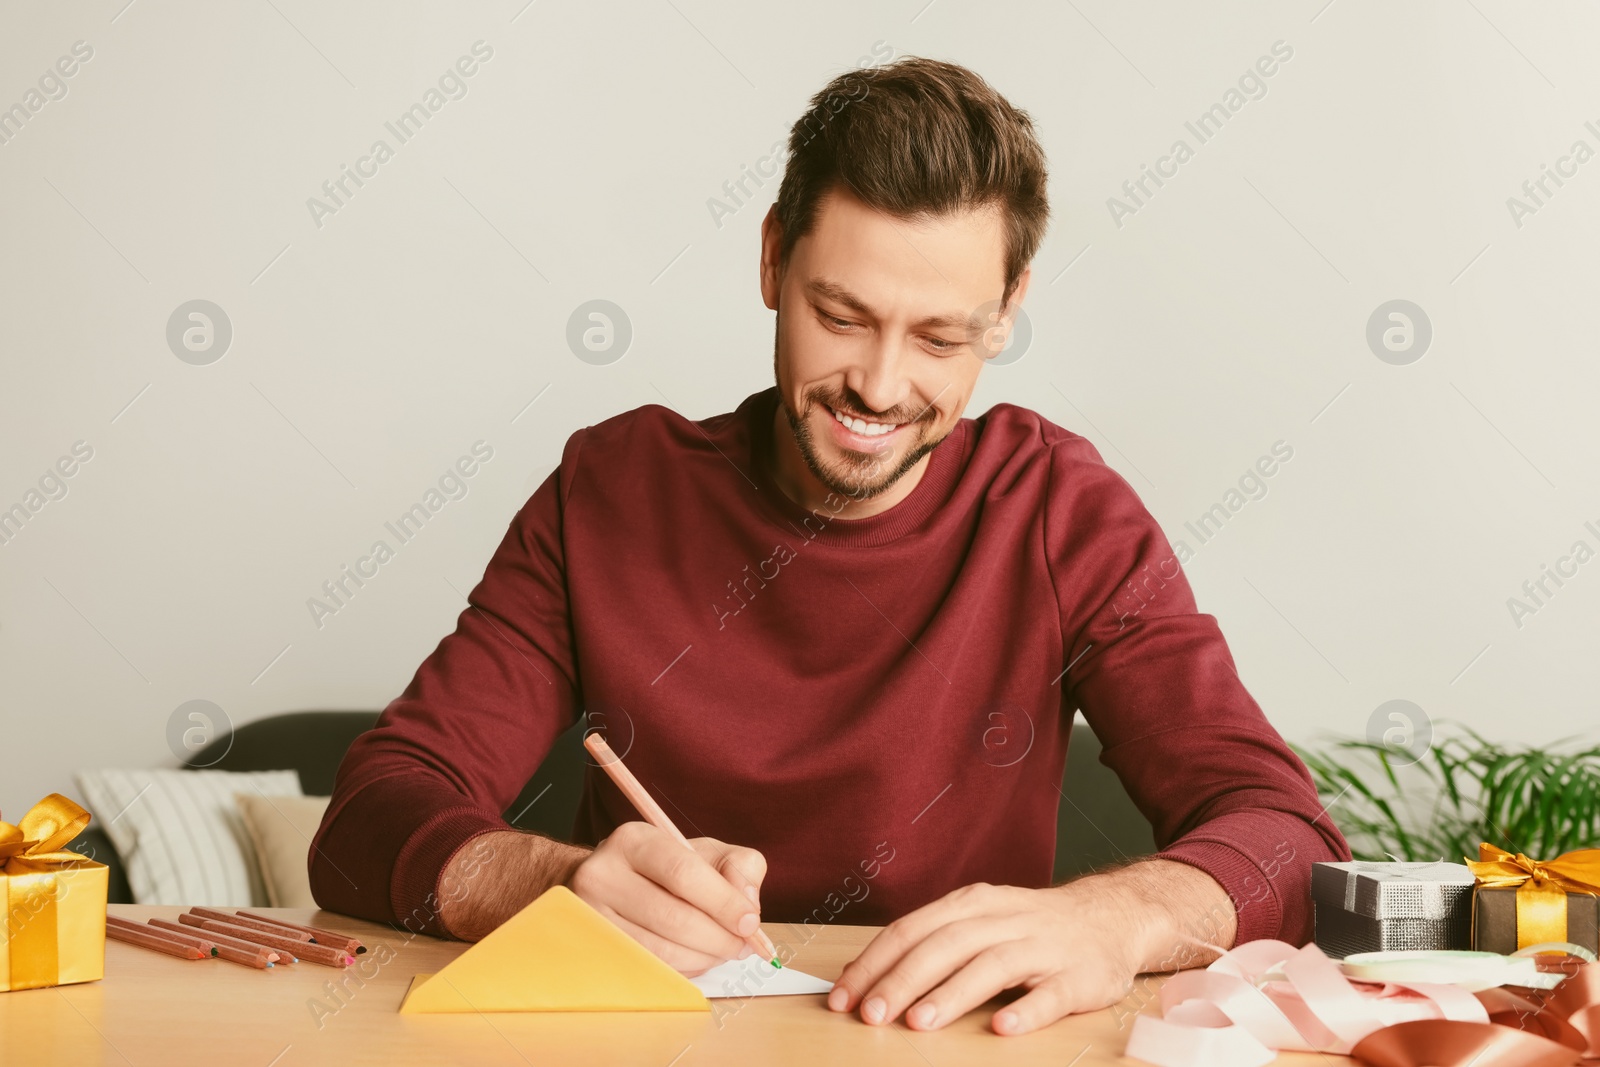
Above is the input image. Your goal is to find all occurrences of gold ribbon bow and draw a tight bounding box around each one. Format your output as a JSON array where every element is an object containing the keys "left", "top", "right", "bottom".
[
  {"left": 1, "top": 793, "right": 95, "bottom": 990},
  {"left": 1465, "top": 842, "right": 1600, "bottom": 952}
]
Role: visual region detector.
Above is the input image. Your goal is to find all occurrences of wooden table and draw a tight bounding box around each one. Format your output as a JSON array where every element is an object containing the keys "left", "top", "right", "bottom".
[{"left": 1, "top": 905, "right": 1347, "bottom": 1065}]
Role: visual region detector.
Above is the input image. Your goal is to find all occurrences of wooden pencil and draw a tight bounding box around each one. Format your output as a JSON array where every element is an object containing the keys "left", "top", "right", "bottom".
[
  {"left": 105, "top": 916, "right": 217, "bottom": 957},
  {"left": 105, "top": 916, "right": 212, "bottom": 957},
  {"left": 213, "top": 943, "right": 274, "bottom": 969},
  {"left": 106, "top": 923, "right": 206, "bottom": 960},
  {"left": 188, "top": 907, "right": 313, "bottom": 942},
  {"left": 141, "top": 917, "right": 279, "bottom": 968},
  {"left": 582, "top": 732, "right": 781, "bottom": 967},
  {"left": 160, "top": 917, "right": 286, "bottom": 963},
  {"left": 188, "top": 917, "right": 353, "bottom": 967},
  {"left": 235, "top": 911, "right": 365, "bottom": 954}
]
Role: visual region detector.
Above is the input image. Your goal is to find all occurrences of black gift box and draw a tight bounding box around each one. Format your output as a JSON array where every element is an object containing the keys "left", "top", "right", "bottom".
[
  {"left": 1471, "top": 886, "right": 1600, "bottom": 954},
  {"left": 1311, "top": 861, "right": 1475, "bottom": 959}
]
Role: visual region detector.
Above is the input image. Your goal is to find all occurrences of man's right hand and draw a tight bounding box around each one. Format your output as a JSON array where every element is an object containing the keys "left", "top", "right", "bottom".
[{"left": 566, "top": 820, "right": 769, "bottom": 976}]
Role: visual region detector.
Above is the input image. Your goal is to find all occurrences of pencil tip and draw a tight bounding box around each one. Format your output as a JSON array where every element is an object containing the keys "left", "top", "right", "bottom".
[{"left": 771, "top": 959, "right": 783, "bottom": 969}]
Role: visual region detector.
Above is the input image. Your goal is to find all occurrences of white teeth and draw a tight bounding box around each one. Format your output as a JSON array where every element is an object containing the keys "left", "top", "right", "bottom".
[{"left": 831, "top": 407, "right": 898, "bottom": 437}]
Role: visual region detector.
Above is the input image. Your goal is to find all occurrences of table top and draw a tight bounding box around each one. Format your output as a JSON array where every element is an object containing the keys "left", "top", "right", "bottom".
[{"left": 2, "top": 905, "right": 1347, "bottom": 1066}]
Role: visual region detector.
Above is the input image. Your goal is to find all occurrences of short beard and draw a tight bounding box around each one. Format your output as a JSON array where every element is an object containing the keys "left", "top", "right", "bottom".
[{"left": 779, "top": 388, "right": 941, "bottom": 503}]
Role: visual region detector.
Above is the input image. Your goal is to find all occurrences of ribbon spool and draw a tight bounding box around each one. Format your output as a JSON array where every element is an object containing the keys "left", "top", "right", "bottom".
[
  {"left": 1125, "top": 938, "right": 1600, "bottom": 1067},
  {"left": 1338, "top": 948, "right": 1595, "bottom": 992}
]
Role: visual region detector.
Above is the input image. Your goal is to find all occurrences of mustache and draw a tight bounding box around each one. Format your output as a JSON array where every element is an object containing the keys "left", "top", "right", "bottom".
[{"left": 807, "top": 390, "right": 929, "bottom": 426}]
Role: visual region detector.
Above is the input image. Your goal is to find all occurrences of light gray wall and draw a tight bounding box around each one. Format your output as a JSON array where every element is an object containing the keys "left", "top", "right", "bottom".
[{"left": 4, "top": 1, "right": 1596, "bottom": 816}]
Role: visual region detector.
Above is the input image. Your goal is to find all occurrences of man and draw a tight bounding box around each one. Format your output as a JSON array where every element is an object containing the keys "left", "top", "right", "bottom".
[{"left": 310, "top": 56, "right": 1349, "bottom": 1036}]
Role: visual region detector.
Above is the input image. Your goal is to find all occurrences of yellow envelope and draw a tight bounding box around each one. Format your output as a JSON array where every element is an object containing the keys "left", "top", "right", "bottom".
[{"left": 399, "top": 885, "right": 709, "bottom": 1013}]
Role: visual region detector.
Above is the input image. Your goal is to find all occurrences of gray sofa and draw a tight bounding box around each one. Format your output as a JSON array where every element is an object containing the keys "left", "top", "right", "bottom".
[{"left": 67, "top": 712, "right": 1155, "bottom": 905}]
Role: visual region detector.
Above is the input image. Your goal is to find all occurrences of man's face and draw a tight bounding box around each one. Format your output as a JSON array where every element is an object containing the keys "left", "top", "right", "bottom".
[{"left": 759, "top": 185, "right": 1030, "bottom": 502}]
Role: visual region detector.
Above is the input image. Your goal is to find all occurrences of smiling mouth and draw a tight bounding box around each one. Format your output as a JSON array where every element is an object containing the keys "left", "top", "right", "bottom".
[{"left": 827, "top": 404, "right": 906, "bottom": 438}]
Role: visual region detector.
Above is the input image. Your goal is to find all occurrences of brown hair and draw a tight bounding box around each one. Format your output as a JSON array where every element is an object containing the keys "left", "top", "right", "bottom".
[{"left": 774, "top": 56, "right": 1050, "bottom": 308}]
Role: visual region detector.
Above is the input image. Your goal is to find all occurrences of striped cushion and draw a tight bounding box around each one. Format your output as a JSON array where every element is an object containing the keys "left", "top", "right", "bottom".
[{"left": 74, "top": 768, "right": 303, "bottom": 906}]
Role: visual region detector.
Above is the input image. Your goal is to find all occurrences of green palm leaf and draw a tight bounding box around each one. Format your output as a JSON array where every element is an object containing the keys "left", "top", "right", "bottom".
[{"left": 1293, "top": 722, "right": 1600, "bottom": 862}]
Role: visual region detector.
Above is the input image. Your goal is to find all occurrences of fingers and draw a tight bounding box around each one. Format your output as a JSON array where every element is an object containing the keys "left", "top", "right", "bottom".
[
  {"left": 620, "top": 827, "right": 761, "bottom": 942},
  {"left": 601, "top": 864, "right": 752, "bottom": 964},
  {"left": 828, "top": 901, "right": 947, "bottom": 1013},
  {"left": 600, "top": 909, "right": 728, "bottom": 977},
  {"left": 568, "top": 822, "right": 766, "bottom": 970},
  {"left": 849, "top": 916, "right": 1032, "bottom": 1028},
  {"left": 695, "top": 839, "right": 768, "bottom": 908},
  {"left": 824, "top": 880, "right": 1141, "bottom": 1035},
  {"left": 901, "top": 937, "right": 1041, "bottom": 1031},
  {"left": 829, "top": 882, "right": 1013, "bottom": 1015},
  {"left": 990, "top": 977, "right": 1079, "bottom": 1035}
]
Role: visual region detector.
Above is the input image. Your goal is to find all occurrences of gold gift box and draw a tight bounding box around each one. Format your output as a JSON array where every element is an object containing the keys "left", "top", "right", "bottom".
[
  {"left": 2, "top": 794, "right": 107, "bottom": 992},
  {"left": 1465, "top": 841, "right": 1600, "bottom": 956},
  {"left": 1472, "top": 885, "right": 1599, "bottom": 955}
]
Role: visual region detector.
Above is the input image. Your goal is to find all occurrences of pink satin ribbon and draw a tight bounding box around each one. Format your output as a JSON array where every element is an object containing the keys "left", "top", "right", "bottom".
[{"left": 1124, "top": 940, "right": 1574, "bottom": 1067}]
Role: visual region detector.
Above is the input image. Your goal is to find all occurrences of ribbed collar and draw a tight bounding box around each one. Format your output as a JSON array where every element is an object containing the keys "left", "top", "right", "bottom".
[{"left": 742, "top": 387, "right": 970, "bottom": 549}]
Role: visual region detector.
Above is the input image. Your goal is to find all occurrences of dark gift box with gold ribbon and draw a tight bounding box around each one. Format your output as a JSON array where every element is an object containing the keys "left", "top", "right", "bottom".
[
  {"left": 1466, "top": 842, "right": 1600, "bottom": 955},
  {"left": 1, "top": 794, "right": 107, "bottom": 992}
]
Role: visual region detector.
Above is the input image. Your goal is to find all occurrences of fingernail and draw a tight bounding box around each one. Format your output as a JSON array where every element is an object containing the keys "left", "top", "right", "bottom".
[
  {"left": 863, "top": 997, "right": 886, "bottom": 1024},
  {"left": 909, "top": 1003, "right": 938, "bottom": 1029},
  {"left": 737, "top": 912, "right": 759, "bottom": 936},
  {"left": 995, "top": 1010, "right": 1018, "bottom": 1034},
  {"left": 744, "top": 885, "right": 758, "bottom": 903}
]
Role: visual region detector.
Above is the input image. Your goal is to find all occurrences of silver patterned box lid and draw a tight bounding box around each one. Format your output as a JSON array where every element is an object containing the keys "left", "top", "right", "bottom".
[{"left": 1311, "top": 860, "right": 1476, "bottom": 921}]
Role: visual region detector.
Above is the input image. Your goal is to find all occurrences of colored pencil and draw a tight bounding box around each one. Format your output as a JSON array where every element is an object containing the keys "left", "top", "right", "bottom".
[
  {"left": 105, "top": 916, "right": 213, "bottom": 957},
  {"left": 213, "top": 943, "right": 275, "bottom": 969},
  {"left": 105, "top": 916, "right": 217, "bottom": 957},
  {"left": 187, "top": 916, "right": 353, "bottom": 967},
  {"left": 106, "top": 923, "right": 206, "bottom": 960},
  {"left": 150, "top": 918, "right": 284, "bottom": 963},
  {"left": 582, "top": 732, "right": 781, "bottom": 968},
  {"left": 179, "top": 914, "right": 317, "bottom": 959},
  {"left": 189, "top": 907, "right": 313, "bottom": 942},
  {"left": 235, "top": 911, "right": 365, "bottom": 954}
]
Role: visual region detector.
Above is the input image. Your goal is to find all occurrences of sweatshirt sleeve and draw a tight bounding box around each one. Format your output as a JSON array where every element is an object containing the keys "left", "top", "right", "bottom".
[
  {"left": 1045, "top": 438, "right": 1350, "bottom": 946},
  {"left": 308, "top": 431, "right": 587, "bottom": 937}
]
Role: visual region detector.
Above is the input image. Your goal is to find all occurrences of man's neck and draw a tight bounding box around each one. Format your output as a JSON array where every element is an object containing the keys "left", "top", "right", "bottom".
[{"left": 767, "top": 402, "right": 930, "bottom": 519}]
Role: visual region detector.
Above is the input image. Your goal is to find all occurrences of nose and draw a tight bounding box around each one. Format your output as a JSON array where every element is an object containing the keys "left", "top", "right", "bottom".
[{"left": 845, "top": 339, "right": 913, "bottom": 418}]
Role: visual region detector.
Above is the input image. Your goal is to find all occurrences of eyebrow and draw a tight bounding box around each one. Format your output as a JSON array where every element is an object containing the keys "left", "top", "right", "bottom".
[{"left": 805, "top": 278, "right": 984, "bottom": 333}]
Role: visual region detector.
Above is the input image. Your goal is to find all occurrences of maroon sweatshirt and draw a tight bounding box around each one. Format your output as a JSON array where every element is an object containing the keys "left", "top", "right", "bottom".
[{"left": 309, "top": 387, "right": 1348, "bottom": 943}]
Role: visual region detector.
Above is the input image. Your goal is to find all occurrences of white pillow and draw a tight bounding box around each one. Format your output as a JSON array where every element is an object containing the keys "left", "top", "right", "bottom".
[{"left": 74, "top": 768, "right": 302, "bottom": 906}]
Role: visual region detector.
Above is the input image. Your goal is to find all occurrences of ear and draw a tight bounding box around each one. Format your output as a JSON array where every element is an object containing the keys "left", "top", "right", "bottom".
[
  {"left": 759, "top": 206, "right": 783, "bottom": 311},
  {"left": 1005, "top": 264, "right": 1033, "bottom": 317}
]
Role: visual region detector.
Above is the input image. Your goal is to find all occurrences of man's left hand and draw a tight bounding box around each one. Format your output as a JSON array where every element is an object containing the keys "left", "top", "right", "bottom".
[{"left": 827, "top": 862, "right": 1234, "bottom": 1035}]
